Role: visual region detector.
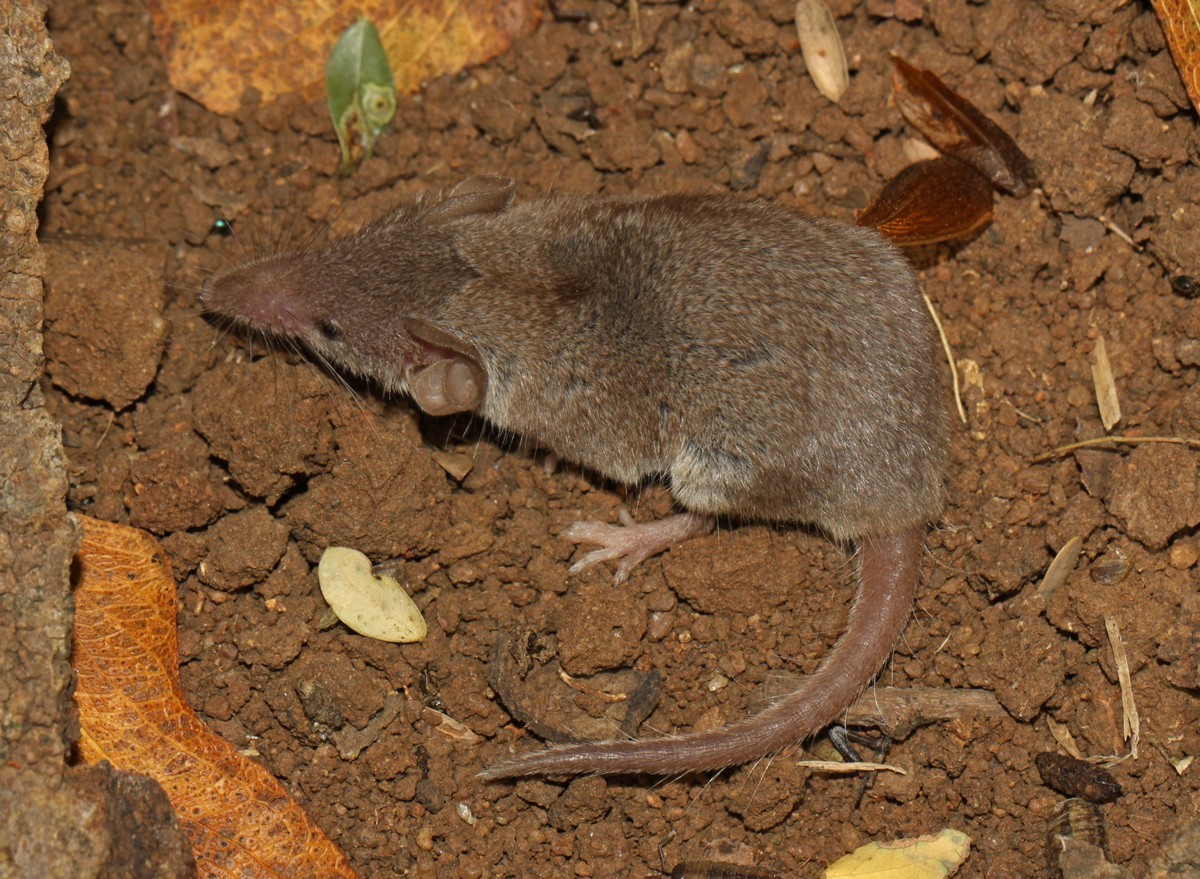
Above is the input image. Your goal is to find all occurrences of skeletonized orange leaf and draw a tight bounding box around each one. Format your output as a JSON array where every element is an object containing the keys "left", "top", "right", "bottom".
[
  {"left": 72, "top": 515, "right": 359, "bottom": 879},
  {"left": 146, "top": 0, "right": 541, "bottom": 115},
  {"left": 1153, "top": 0, "right": 1200, "bottom": 113}
]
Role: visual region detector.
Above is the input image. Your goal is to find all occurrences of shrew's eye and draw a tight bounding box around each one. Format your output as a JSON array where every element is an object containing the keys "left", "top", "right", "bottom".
[{"left": 318, "top": 319, "right": 341, "bottom": 341}]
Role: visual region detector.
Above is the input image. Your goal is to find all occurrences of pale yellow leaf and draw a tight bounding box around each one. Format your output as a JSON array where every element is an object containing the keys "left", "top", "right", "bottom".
[{"left": 825, "top": 829, "right": 971, "bottom": 879}]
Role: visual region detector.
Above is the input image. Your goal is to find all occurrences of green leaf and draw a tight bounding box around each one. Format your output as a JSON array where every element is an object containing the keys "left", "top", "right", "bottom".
[{"left": 326, "top": 18, "right": 397, "bottom": 175}]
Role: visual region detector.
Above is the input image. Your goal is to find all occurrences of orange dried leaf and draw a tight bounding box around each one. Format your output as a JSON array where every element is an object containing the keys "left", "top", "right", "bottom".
[
  {"left": 1153, "top": 0, "right": 1200, "bottom": 113},
  {"left": 858, "top": 156, "right": 994, "bottom": 249},
  {"left": 72, "top": 515, "right": 359, "bottom": 879},
  {"left": 890, "top": 54, "right": 1036, "bottom": 197},
  {"left": 146, "top": 0, "right": 541, "bottom": 115}
]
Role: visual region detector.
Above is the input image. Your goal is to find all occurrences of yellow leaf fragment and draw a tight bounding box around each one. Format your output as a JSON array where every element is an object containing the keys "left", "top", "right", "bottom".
[
  {"left": 1047, "top": 717, "right": 1085, "bottom": 759},
  {"left": 146, "top": 0, "right": 541, "bottom": 115},
  {"left": 1105, "top": 616, "right": 1141, "bottom": 761},
  {"left": 825, "top": 828, "right": 971, "bottom": 879},
  {"left": 1169, "top": 754, "right": 1194, "bottom": 774}
]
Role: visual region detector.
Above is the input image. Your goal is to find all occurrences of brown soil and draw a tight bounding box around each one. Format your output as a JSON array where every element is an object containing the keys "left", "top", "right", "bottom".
[{"left": 37, "top": 1, "right": 1200, "bottom": 877}]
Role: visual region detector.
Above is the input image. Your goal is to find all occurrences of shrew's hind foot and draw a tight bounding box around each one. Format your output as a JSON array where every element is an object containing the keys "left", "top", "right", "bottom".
[{"left": 561, "top": 510, "right": 715, "bottom": 583}]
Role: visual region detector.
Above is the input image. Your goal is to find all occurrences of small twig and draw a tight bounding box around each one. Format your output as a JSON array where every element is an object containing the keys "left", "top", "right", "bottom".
[
  {"left": 844, "top": 686, "right": 1004, "bottom": 739},
  {"left": 1033, "top": 435, "right": 1200, "bottom": 463},
  {"left": 559, "top": 669, "right": 627, "bottom": 703},
  {"left": 95, "top": 409, "right": 117, "bottom": 449},
  {"left": 1097, "top": 214, "right": 1139, "bottom": 250},
  {"left": 1002, "top": 399, "right": 1043, "bottom": 425},
  {"left": 796, "top": 759, "right": 905, "bottom": 775},
  {"left": 923, "top": 293, "right": 966, "bottom": 424}
]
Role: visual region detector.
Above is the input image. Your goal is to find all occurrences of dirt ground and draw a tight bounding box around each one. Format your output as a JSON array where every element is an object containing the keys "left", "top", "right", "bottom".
[{"left": 35, "top": 0, "right": 1200, "bottom": 877}]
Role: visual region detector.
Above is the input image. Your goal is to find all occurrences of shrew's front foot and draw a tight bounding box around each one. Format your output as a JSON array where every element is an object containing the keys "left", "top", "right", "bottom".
[{"left": 561, "top": 510, "right": 714, "bottom": 583}]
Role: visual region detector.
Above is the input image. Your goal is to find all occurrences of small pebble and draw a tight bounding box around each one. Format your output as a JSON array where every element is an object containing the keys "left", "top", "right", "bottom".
[
  {"left": 674, "top": 129, "right": 702, "bottom": 164},
  {"left": 1169, "top": 539, "right": 1199, "bottom": 570},
  {"left": 456, "top": 855, "right": 484, "bottom": 879},
  {"left": 647, "top": 610, "right": 674, "bottom": 641}
]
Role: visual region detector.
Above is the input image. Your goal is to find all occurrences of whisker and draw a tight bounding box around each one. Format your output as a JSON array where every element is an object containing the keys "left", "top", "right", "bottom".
[
  {"left": 220, "top": 218, "right": 245, "bottom": 256},
  {"left": 297, "top": 198, "right": 345, "bottom": 255},
  {"left": 278, "top": 194, "right": 305, "bottom": 256}
]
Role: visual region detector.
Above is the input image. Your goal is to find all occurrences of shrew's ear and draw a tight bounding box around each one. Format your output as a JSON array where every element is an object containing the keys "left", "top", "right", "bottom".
[
  {"left": 424, "top": 175, "right": 516, "bottom": 225},
  {"left": 401, "top": 318, "right": 487, "bottom": 415}
]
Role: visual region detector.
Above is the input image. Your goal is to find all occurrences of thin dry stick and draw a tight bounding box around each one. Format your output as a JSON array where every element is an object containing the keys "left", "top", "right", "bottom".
[
  {"left": 1097, "top": 214, "right": 1138, "bottom": 249},
  {"left": 629, "top": 0, "right": 643, "bottom": 55},
  {"left": 1033, "top": 435, "right": 1200, "bottom": 463},
  {"left": 796, "top": 759, "right": 905, "bottom": 775},
  {"left": 843, "top": 686, "right": 1004, "bottom": 739},
  {"left": 1104, "top": 616, "right": 1140, "bottom": 762},
  {"left": 923, "top": 293, "right": 966, "bottom": 423}
]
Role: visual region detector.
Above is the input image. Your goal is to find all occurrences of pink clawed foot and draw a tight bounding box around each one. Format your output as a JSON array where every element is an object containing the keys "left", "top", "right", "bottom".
[{"left": 562, "top": 511, "right": 715, "bottom": 583}]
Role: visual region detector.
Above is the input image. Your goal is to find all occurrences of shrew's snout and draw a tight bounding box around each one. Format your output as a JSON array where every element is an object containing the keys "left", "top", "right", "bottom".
[{"left": 203, "top": 258, "right": 317, "bottom": 337}]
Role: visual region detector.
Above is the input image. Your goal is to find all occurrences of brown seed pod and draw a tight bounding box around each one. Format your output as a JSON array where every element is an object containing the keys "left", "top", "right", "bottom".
[
  {"left": 890, "top": 54, "right": 1037, "bottom": 197},
  {"left": 1035, "top": 752, "right": 1123, "bottom": 804},
  {"left": 857, "top": 156, "right": 994, "bottom": 249}
]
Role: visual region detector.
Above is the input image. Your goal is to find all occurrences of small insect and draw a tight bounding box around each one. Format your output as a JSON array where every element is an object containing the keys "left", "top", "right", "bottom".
[
  {"left": 1172, "top": 274, "right": 1199, "bottom": 298},
  {"left": 1035, "top": 752, "right": 1122, "bottom": 804}
]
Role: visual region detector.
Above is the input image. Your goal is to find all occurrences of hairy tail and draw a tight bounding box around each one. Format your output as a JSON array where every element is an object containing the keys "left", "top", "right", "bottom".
[{"left": 480, "top": 526, "right": 924, "bottom": 779}]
